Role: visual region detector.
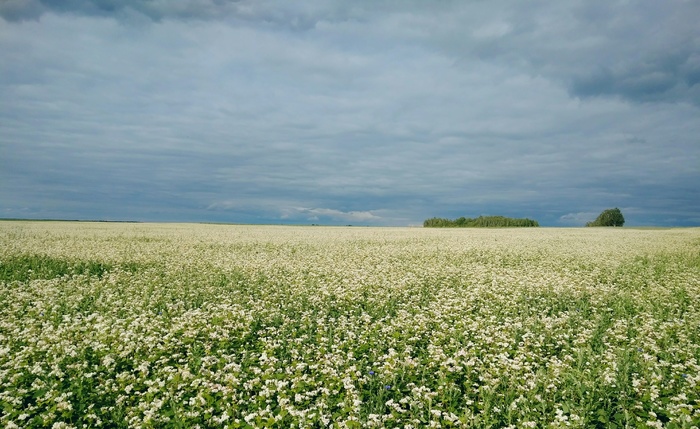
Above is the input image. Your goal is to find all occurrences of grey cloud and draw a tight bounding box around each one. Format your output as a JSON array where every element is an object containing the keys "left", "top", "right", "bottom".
[
  {"left": 409, "top": 1, "right": 700, "bottom": 106},
  {"left": 2, "top": 2, "right": 700, "bottom": 226},
  {"left": 570, "top": 48, "right": 700, "bottom": 105},
  {"left": 0, "top": 0, "right": 43, "bottom": 21},
  {"left": 9, "top": 0, "right": 700, "bottom": 114},
  {"left": 1, "top": 0, "right": 361, "bottom": 26},
  {"left": 1, "top": 0, "right": 239, "bottom": 22}
]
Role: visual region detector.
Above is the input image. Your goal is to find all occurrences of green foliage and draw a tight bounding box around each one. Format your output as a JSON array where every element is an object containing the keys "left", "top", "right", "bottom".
[
  {"left": 423, "top": 215, "right": 539, "bottom": 228},
  {"left": 0, "top": 254, "right": 113, "bottom": 282},
  {"left": 587, "top": 208, "right": 625, "bottom": 227},
  {"left": 0, "top": 254, "right": 147, "bottom": 282}
]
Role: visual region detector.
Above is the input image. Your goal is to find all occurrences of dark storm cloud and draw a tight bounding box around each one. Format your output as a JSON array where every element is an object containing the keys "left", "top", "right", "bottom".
[
  {"left": 0, "top": 0, "right": 239, "bottom": 22},
  {"left": 571, "top": 47, "right": 700, "bottom": 105},
  {"left": 1, "top": 0, "right": 357, "bottom": 27},
  {"left": 0, "top": 0, "right": 43, "bottom": 21}
]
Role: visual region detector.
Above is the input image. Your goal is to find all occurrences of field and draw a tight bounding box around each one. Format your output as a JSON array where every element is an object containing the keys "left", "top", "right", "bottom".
[{"left": 1, "top": 222, "right": 699, "bottom": 428}]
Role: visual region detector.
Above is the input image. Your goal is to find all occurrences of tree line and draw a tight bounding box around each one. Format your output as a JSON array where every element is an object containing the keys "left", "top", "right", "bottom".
[
  {"left": 423, "top": 216, "right": 540, "bottom": 228},
  {"left": 423, "top": 208, "right": 625, "bottom": 228}
]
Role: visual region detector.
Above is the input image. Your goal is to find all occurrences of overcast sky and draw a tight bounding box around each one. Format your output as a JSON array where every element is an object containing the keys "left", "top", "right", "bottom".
[{"left": 2, "top": 0, "right": 699, "bottom": 226}]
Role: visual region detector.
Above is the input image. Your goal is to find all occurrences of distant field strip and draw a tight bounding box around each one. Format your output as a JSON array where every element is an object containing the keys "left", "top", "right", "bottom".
[{"left": 1, "top": 222, "right": 699, "bottom": 428}]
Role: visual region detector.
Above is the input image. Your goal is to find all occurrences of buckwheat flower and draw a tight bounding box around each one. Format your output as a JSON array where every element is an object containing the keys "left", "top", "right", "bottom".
[
  {"left": 51, "top": 423, "right": 76, "bottom": 429},
  {"left": 55, "top": 398, "right": 72, "bottom": 412},
  {"left": 212, "top": 411, "right": 229, "bottom": 424}
]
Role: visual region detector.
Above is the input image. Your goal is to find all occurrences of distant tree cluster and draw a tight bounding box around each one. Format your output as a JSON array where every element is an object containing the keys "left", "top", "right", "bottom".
[
  {"left": 586, "top": 208, "right": 625, "bottom": 227},
  {"left": 423, "top": 215, "right": 539, "bottom": 228}
]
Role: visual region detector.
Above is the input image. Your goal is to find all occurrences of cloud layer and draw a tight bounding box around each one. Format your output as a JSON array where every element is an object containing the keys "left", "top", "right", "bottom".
[{"left": 2, "top": 1, "right": 699, "bottom": 225}]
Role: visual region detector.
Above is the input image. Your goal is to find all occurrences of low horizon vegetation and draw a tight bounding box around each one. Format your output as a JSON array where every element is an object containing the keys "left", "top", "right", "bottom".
[
  {"left": 1, "top": 222, "right": 699, "bottom": 428},
  {"left": 423, "top": 215, "right": 540, "bottom": 228}
]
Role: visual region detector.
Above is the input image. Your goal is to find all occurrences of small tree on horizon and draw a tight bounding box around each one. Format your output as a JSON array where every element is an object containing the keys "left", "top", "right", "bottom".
[{"left": 586, "top": 208, "right": 625, "bottom": 227}]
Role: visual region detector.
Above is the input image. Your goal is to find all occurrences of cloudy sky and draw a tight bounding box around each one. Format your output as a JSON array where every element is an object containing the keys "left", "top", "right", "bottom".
[{"left": 2, "top": 0, "right": 699, "bottom": 226}]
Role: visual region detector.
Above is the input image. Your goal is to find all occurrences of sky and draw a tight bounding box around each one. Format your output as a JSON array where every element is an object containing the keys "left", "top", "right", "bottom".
[{"left": 1, "top": 0, "right": 699, "bottom": 226}]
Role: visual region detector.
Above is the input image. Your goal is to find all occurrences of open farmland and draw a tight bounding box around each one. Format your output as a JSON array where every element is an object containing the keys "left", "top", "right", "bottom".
[{"left": 1, "top": 222, "right": 699, "bottom": 428}]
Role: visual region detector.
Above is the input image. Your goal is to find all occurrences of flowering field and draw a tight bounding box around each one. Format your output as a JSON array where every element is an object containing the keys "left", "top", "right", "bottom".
[{"left": 1, "top": 222, "right": 699, "bottom": 428}]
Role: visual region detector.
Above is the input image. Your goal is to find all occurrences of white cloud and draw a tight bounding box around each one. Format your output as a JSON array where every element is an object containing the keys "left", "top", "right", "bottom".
[
  {"left": 206, "top": 201, "right": 238, "bottom": 211},
  {"left": 558, "top": 212, "right": 598, "bottom": 226},
  {"left": 285, "top": 207, "right": 381, "bottom": 223}
]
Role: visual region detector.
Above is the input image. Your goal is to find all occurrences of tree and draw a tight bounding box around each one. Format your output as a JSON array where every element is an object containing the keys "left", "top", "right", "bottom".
[{"left": 586, "top": 208, "right": 625, "bottom": 227}]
